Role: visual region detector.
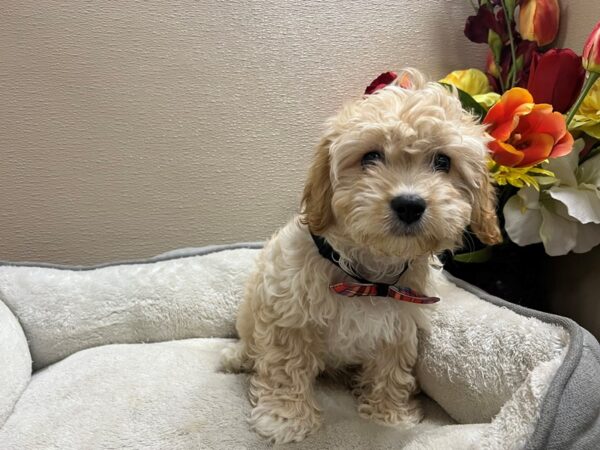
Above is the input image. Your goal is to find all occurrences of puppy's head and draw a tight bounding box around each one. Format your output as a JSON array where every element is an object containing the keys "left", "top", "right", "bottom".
[{"left": 301, "top": 69, "right": 502, "bottom": 258}]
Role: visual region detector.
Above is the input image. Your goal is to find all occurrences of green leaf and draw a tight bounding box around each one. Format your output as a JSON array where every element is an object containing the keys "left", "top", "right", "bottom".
[
  {"left": 536, "top": 176, "right": 559, "bottom": 187},
  {"left": 504, "top": 0, "right": 516, "bottom": 22},
  {"left": 439, "top": 82, "right": 487, "bottom": 121},
  {"left": 515, "top": 55, "right": 524, "bottom": 72},
  {"left": 453, "top": 245, "right": 493, "bottom": 263},
  {"left": 487, "top": 30, "right": 503, "bottom": 65}
]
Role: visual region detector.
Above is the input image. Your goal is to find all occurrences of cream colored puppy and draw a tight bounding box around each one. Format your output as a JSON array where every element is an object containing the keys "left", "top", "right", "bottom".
[{"left": 221, "top": 69, "right": 501, "bottom": 444}]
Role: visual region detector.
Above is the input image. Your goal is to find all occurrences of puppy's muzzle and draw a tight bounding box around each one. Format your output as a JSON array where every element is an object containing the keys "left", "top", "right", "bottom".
[{"left": 390, "top": 194, "right": 426, "bottom": 225}]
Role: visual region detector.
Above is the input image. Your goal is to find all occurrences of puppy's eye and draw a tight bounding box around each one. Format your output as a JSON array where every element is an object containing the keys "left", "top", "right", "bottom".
[
  {"left": 433, "top": 154, "right": 451, "bottom": 172},
  {"left": 361, "top": 151, "right": 384, "bottom": 167}
]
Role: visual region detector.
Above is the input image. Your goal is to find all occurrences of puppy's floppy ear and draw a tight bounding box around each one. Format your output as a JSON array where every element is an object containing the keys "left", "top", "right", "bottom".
[
  {"left": 301, "top": 138, "right": 334, "bottom": 234},
  {"left": 470, "top": 169, "right": 503, "bottom": 245}
]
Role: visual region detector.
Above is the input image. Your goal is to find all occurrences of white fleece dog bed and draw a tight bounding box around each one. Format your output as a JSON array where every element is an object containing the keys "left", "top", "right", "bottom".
[{"left": 0, "top": 243, "right": 599, "bottom": 449}]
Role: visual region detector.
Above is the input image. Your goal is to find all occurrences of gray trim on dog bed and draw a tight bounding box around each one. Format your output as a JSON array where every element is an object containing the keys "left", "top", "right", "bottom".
[
  {"left": 1, "top": 242, "right": 598, "bottom": 449},
  {"left": 0, "top": 242, "right": 264, "bottom": 271}
]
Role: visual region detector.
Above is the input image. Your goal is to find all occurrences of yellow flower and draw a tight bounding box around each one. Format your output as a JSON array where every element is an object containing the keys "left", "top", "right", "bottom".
[
  {"left": 473, "top": 92, "right": 501, "bottom": 109},
  {"left": 488, "top": 159, "right": 555, "bottom": 190},
  {"left": 570, "top": 78, "right": 600, "bottom": 139},
  {"left": 440, "top": 69, "right": 500, "bottom": 109},
  {"left": 440, "top": 69, "right": 491, "bottom": 96}
]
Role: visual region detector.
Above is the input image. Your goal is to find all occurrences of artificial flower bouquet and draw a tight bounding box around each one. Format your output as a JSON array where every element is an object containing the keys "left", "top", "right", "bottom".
[{"left": 441, "top": 1, "right": 600, "bottom": 258}]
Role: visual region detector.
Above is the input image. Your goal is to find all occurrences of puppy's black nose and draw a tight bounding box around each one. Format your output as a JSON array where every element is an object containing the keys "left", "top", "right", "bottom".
[{"left": 391, "top": 195, "right": 426, "bottom": 224}]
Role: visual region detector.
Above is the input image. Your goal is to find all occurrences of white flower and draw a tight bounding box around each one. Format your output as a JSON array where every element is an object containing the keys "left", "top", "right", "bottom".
[{"left": 503, "top": 140, "right": 600, "bottom": 256}]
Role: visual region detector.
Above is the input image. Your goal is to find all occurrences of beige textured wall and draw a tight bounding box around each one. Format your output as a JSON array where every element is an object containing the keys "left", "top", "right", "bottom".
[
  {"left": 0, "top": 0, "right": 488, "bottom": 264},
  {"left": 556, "top": 0, "right": 599, "bottom": 49}
]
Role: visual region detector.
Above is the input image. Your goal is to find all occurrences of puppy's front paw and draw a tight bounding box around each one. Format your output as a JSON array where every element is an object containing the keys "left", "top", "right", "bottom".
[
  {"left": 219, "top": 342, "right": 250, "bottom": 373},
  {"left": 249, "top": 404, "right": 321, "bottom": 444},
  {"left": 358, "top": 395, "right": 423, "bottom": 428}
]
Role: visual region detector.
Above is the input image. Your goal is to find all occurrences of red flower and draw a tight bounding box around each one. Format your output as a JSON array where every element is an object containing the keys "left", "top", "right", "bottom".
[
  {"left": 464, "top": 5, "right": 509, "bottom": 44},
  {"left": 519, "top": 0, "right": 560, "bottom": 46},
  {"left": 527, "top": 49, "right": 586, "bottom": 113},
  {"left": 484, "top": 88, "right": 574, "bottom": 167},
  {"left": 583, "top": 20, "right": 600, "bottom": 74},
  {"left": 365, "top": 72, "right": 397, "bottom": 95}
]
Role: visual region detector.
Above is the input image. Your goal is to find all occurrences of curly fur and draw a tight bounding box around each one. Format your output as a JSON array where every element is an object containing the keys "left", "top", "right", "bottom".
[{"left": 221, "top": 68, "right": 501, "bottom": 444}]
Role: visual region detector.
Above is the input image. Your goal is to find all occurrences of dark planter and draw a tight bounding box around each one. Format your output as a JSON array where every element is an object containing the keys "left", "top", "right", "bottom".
[{"left": 443, "top": 239, "right": 550, "bottom": 312}]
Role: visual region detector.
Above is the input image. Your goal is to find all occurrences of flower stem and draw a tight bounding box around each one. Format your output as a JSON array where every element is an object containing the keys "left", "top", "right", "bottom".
[
  {"left": 566, "top": 72, "right": 600, "bottom": 127},
  {"left": 501, "top": 1, "right": 518, "bottom": 88},
  {"left": 497, "top": 65, "right": 506, "bottom": 92}
]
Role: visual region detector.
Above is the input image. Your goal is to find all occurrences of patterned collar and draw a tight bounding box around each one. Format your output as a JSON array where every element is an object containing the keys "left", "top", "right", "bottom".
[{"left": 310, "top": 232, "right": 440, "bottom": 304}]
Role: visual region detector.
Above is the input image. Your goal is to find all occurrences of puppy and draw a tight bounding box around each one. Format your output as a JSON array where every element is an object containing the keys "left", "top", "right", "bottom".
[{"left": 221, "top": 68, "right": 501, "bottom": 444}]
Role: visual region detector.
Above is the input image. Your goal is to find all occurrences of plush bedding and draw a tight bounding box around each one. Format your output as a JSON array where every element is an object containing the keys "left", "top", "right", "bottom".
[{"left": 0, "top": 243, "right": 598, "bottom": 449}]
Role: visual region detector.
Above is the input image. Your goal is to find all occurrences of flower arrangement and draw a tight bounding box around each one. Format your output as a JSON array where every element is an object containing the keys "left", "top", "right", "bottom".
[{"left": 438, "top": 1, "right": 600, "bottom": 257}]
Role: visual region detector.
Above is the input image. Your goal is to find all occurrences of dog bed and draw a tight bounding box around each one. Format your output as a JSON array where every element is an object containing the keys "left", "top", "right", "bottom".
[{"left": 0, "top": 243, "right": 598, "bottom": 449}]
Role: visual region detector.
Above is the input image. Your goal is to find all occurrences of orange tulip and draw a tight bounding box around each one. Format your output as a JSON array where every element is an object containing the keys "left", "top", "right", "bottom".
[
  {"left": 483, "top": 88, "right": 573, "bottom": 167},
  {"left": 583, "top": 20, "right": 600, "bottom": 74},
  {"left": 519, "top": 0, "right": 559, "bottom": 47}
]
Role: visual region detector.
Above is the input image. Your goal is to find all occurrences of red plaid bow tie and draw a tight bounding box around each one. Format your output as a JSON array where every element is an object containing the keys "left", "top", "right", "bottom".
[{"left": 330, "top": 282, "right": 440, "bottom": 304}]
